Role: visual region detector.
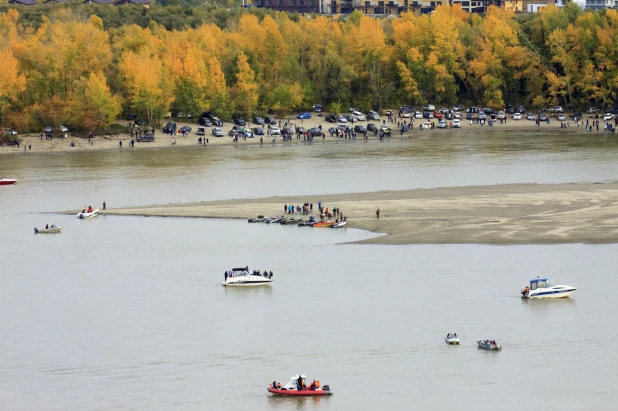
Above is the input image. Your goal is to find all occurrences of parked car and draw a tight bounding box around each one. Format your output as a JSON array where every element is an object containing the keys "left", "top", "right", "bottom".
[
  {"left": 367, "top": 123, "right": 377, "bottom": 132},
  {"left": 263, "top": 116, "right": 276, "bottom": 125},
  {"left": 336, "top": 116, "right": 347, "bottom": 123},
  {"left": 482, "top": 108, "right": 495, "bottom": 115},
  {"left": 433, "top": 111, "right": 443, "bottom": 119},
  {"left": 163, "top": 122, "right": 176, "bottom": 134},
  {"left": 297, "top": 112, "right": 312, "bottom": 120},
  {"left": 234, "top": 118, "right": 246, "bottom": 126},
  {"left": 348, "top": 106, "right": 361, "bottom": 113},
  {"left": 252, "top": 116, "right": 264, "bottom": 125},
  {"left": 557, "top": 113, "right": 566, "bottom": 121},
  {"left": 423, "top": 111, "right": 434, "bottom": 119},
  {"left": 270, "top": 126, "right": 281, "bottom": 135},
  {"left": 44, "top": 126, "right": 53, "bottom": 133},
  {"left": 198, "top": 117, "right": 212, "bottom": 127},
  {"left": 415, "top": 111, "right": 423, "bottom": 119},
  {"left": 437, "top": 120, "right": 446, "bottom": 128},
  {"left": 367, "top": 110, "right": 380, "bottom": 120},
  {"left": 467, "top": 107, "right": 480, "bottom": 113},
  {"left": 466, "top": 112, "right": 473, "bottom": 120},
  {"left": 439, "top": 108, "right": 450, "bottom": 115},
  {"left": 313, "top": 104, "right": 323, "bottom": 112},
  {"left": 136, "top": 133, "right": 155, "bottom": 142},
  {"left": 604, "top": 113, "right": 614, "bottom": 121},
  {"left": 244, "top": 129, "right": 254, "bottom": 138},
  {"left": 178, "top": 126, "right": 192, "bottom": 134},
  {"left": 229, "top": 125, "right": 244, "bottom": 136},
  {"left": 422, "top": 104, "right": 435, "bottom": 112},
  {"left": 208, "top": 115, "right": 223, "bottom": 126},
  {"left": 553, "top": 106, "right": 563, "bottom": 113},
  {"left": 252, "top": 127, "right": 265, "bottom": 136},
  {"left": 587, "top": 107, "right": 597, "bottom": 114},
  {"left": 345, "top": 115, "right": 358, "bottom": 123},
  {"left": 453, "top": 112, "right": 462, "bottom": 119},
  {"left": 337, "top": 123, "right": 351, "bottom": 132},
  {"left": 126, "top": 114, "right": 137, "bottom": 121},
  {"left": 5, "top": 128, "right": 18, "bottom": 135},
  {"left": 212, "top": 127, "right": 223, "bottom": 137},
  {"left": 506, "top": 106, "right": 516, "bottom": 114},
  {"left": 452, "top": 104, "right": 464, "bottom": 111},
  {"left": 518, "top": 106, "right": 526, "bottom": 113},
  {"left": 197, "top": 127, "right": 206, "bottom": 135},
  {"left": 380, "top": 124, "right": 391, "bottom": 132},
  {"left": 353, "top": 125, "right": 366, "bottom": 133},
  {"left": 308, "top": 127, "right": 322, "bottom": 136},
  {"left": 352, "top": 111, "right": 366, "bottom": 121},
  {"left": 452, "top": 119, "right": 461, "bottom": 128},
  {"left": 59, "top": 125, "right": 69, "bottom": 133},
  {"left": 607, "top": 106, "right": 618, "bottom": 115},
  {"left": 572, "top": 112, "right": 583, "bottom": 120},
  {"left": 513, "top": 112, "right": 522, "bottom": 120},
  {"left": 497, "top": 111, "right": 506, "bottom": 120},
  {"left": 478, "top": 113, "right": 487, "bottom": 120},
  {"left": 399, "top": 110, "right": 411, "bottom": 118},
  {"left": 538, "top": 113, "right": 547, "bottom": 121},
  {"left": 385, "top": 109, "right": 393, "bottom": 117},
  {"left": 526, "top": 113, "right": 535, "bottom": 120},
  {"left": 325, "top": 114, "right": 338, "bottom": 123},
  {"left": 135, "top": 119, "right": 147, "bottom": 126}
]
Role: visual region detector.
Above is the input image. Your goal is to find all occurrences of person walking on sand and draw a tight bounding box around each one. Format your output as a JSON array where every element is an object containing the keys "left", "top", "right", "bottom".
[{"left": 376, "top": 208, "right": 380, "bottom": 219}]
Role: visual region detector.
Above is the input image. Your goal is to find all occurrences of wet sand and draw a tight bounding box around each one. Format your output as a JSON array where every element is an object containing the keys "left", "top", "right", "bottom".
[
  {"left": 0, "top": 114, "right": 595, "bottom": 156},
  {"left": 100, "top": 182, "right": 618, "bottom": 245}
]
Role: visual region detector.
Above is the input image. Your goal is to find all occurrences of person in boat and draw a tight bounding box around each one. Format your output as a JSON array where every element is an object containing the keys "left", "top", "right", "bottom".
[
  {"left": 310, "top": 380, "right": 316, "bottom": 390},
  {"left": 263, "top": 269, "right": 268, "bottom": 277},
  {"left": 277, "top": 382, "right": 282, "bottom": 389},
  {"left": 272, "top": 381, "right": 277, "bottom": 389},
  {"left": 447, "top": 333, "right": 451, "bottom": 338},
  {"left": 454, "top": 333, "right": 457, "bottom": 337},
  {"left": 46, "top": 224, "right": 49, "bottom": 229},
  {"left": 297, "top": 375, "right": 303, "bottom": 391},
  {"left": 269, "top": 271, "right": 273, "bottom": 279},
  {"left": 523, "top": 285, "right": 530, "bottom": 296},
  {"left": 224, "top": 271, "right": 228, "bottom": 282}
]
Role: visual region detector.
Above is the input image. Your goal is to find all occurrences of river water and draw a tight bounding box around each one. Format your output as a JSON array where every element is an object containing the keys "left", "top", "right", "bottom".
[{"left": 1, "top": 131, "right": 618, "bottom": 410}]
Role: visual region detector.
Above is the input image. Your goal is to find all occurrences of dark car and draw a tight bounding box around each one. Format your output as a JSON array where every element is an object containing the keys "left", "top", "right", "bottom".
[
  {"left": 482, "top": 108, "right": 495, "bottom": 115},
  {"left": 163, "top": 122, "right": 176, "bottom": 134},
  {"left": 229, "top": 125, "right": 243, "bottom": 136},
  {"left": 313, "top": 104, "right": 323, "bottom": 112},
  {"left": 538, "top": 113, "right": 547, "bottom": 121},
  {"left": 518, "top": 106, "right": 526, "bottom": 113},
  {"left": 572, "top": 112, "right": 583, "bottom": 120},
  {"left": 234, "top": 118, "right": 246, "bottom": 126},
  {"left": 137, "top": 133, "right": 155, "bottom": 142},
  {"left": 252, "top": 127, "right": 265, "bottom": 136},
  {"left": 466, "top": 112, "right": 473, "bottom": 120},
  {"left": 308, "top": 127, "right": 322, "bottom": 136},
  {"left": 325, "top": 114, "right": 338, "bottom": 123},
  {"left": 178, "top": 126, "right": 192, "bottom": 134},
  {"left": 208, "top": 116, "right": 223, "bottom": 127},
  {"left": 264, "top": 116, "right": 276, "bottom": 125},
  {"left": 135, "top": 119, "right": 147, "bottom": 126},
  {"left": 252, "top": 116, "right": 264, "bottom": 125},
  {"left": 506, "top": 106, "right": 516, "bottom": 114},
  {"left": 198, "top": 117, "right": 212, "bottom": 127},
  {"left": 367, "top": 123, "right": 377, "bottom": 132},
  {"left": 353, "top": 125, "right": 366, "bottom": 133},
  {"left": 607, "top": 106, "right": 618, "bottom": 115},
  {"left": 127, "top": 114, "right": 137, "bottom": 121}
]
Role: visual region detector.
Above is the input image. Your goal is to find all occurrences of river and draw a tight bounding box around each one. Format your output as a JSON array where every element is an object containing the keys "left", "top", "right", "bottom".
[{"left": 1, "top": 131, "right": 617, "bottom": 410}]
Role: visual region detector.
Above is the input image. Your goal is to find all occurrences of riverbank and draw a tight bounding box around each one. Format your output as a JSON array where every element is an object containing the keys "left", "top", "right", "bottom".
[
  {"left": 0, "top": 115, "right": 601, "bottom": 156},
  {"left": 99, "top": 182, "right": 618, "bottom": 245}
]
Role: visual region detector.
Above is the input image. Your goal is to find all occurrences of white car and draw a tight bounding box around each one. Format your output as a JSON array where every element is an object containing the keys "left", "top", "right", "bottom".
[
  {"left": 452, "top": 119, "right": 461, "bottom": 128},
  {"left": 337, "top": 116, "right": 347, "bottom": 123},
  {"left": 453, "top": 112, "right": 462, "bottom": 119},
  {"left": 415, "top": 111, "right": 423, "bottom": 119},
  {"left": 212, "top": 127, "right": 223, "bottom": 137},
  {"left": 380, "top": 124, "right": 391, "bottom": 133},
  {"left": 59, "top": 125, "right": 69, "bottom": 133},
  {"left": 437, "top": 120, "right": 446, "bottom": 128},
  {"left": 367, "top": 111, "right": 380, "bottom": 120},
  {"left": 497, "top": 111, "right": 506, "bottom": 120},
  {"left": 423, "top": 104, "right": 435, "bottom": 112},
  {"left": 513, "top": 112, "right": 522, "bottom": 120},
  {"left": 557, "top": 113, "right": 566, "bottom": 121},
  {"left": 604, "top": 113, "right": 614, "bottom": 121},
  {"left": 352, "top": 111, "right": 367, "bottom": 121},
  {"left": 270, "top": 126, "right": 281, "bottom": 135},
  {"left": 587, "top": 107, "right": 597, "bottom": 114},
  {"left": 401, "top": 111, "right": 411, "bottom": 118}
]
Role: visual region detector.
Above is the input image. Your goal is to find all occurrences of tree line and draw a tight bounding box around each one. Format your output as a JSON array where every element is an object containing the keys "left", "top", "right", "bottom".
[{"left": 0, "top": 4, "right": 617, "bottom": 133}]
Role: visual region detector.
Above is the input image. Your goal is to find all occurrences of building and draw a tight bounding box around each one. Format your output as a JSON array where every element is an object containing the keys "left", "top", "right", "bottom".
[
  {"left": 83, "top": 0, "right": 113, "bottom": 4},
  {"left": 254, "top": 0, "right": 319, "bottom": 13},
  {"left": 8, "top": 0, "right": 36, "bottom": 5},
  {"left": 114, "top": 0, "right": 150, "bottom": 5},
  {"left": 584, "top": 0, "right": 616, "bottom": 10},
  {"left": 499, "top": 0, "right": 523, "bottom": 11},
  {"left": 43, "top": 0, "right": 67, "bottom": 4},
  {"left": 451, "top": 0, "right": 488, "bottom": 13}
]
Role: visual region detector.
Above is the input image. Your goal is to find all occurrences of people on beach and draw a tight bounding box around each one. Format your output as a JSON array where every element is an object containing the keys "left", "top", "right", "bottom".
[{"left": 376, "top": 208, "right": 380, "bottom": 219}]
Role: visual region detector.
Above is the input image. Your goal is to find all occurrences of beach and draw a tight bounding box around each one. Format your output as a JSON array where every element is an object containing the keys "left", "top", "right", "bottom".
[
  {"left": 101, "top": 182, "right": 618, "bottom": 245},
  {"left": 0, "top": 114, "right": 594, "bottom": 156}
]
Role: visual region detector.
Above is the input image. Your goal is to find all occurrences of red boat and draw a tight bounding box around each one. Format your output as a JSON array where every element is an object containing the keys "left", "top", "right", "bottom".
[
  {"left": 0, "top": 177, "right": 17, "bottom": 185},
  {"left": 267, "top": 375, "right": 332, "bottom": 396},
  {"left": 312, "top": 221, "right": 335, "bottom": 227}
]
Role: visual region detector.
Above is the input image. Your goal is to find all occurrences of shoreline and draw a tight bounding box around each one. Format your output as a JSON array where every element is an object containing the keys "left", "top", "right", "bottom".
[
  {"left": 96, "top": 182, "right": 618, "bottom": 245},
  {"left": 0, "top": 116, "right": 596, "bottom": 156}
]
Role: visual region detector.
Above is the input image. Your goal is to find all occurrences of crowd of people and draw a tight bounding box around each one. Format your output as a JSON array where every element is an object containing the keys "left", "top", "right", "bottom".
[{"left": 282, "top": 201, "right": 346, "bottom": 223}]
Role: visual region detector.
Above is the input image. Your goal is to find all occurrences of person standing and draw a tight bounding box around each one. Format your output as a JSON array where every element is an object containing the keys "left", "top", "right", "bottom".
[
  {"left": 376, "top": 208, "right": 380, "bottom": 219},
  {"left": 224, "top": 271, "right": 228, "bottom": 283},
  {"left": 103, "top": 201, "right": 106, "bottom": 210}
]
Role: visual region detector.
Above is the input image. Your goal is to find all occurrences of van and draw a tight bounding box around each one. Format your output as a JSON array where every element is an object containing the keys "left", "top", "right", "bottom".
[
  {"left": 422, "top": 104, "right": 435, "bottom": 112},
  {"left": 137, "top": 133, "right": 155, "bottom": 142}
]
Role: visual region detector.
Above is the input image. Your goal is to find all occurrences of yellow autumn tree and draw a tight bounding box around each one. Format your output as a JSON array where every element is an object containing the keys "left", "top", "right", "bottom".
[
  {"left": 233, "top": 51, "right": 258, "bottom": 117},
  {"left": 0, "top": 48, "right": 26, "bottom": 127}
]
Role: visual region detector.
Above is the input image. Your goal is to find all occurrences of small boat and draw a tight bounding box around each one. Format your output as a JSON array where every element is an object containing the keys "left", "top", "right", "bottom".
[
  {"left": 331, "top": 220, "right": 347, "bottom": 228},
  {"left": 77, "top": 207, "right": 99, "bottom": 219},
  {"left": 521, "top": 277, "right": 576, "bottom": 299},
  {"left": 477, "top": 340, "right": 502, "bottom": 350},
  {"left": 34, "top": 226, "right": 62, "bottom": 234},
  {"left": 248, "top": 216, "right": 265, "bottom": 223},
  {"left": 445, "top": 334, "right": 460, "bottom": 345},
  {"left": 280, "top": 218, "right": 299, "bottom": 225},
  {"left": 298, "top": 216, "right": 316, "bottom": 226},
  {"left": 223, "top": 267, "right": 272, "bottom": 286},
  {"left": 265, "top": 216, "right": 284, "bottom": 224},
  {"left": 267, "top": 375, "right": 332, "bottom": 397},
  {"left": 0, "top": 177, "right": 17, "bottom": 185},
  {"left": 312, "top": 221, "right": 335, "bottom": 227}
]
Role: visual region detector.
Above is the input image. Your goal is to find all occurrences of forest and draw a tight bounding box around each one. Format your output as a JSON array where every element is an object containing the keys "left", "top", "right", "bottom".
[{"left": 1, "top": 3, "right": 618, "bottom": 133}]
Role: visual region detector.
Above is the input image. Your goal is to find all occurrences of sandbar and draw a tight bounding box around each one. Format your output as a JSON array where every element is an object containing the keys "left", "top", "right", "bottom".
[{"left": 101, "top": 182, "right": 618, "bottom": 245}]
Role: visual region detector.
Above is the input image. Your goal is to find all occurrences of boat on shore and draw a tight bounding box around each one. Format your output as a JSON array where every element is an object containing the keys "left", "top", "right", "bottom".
[
  {"left": 280, "top": 218, "right": 300, "bottom": 225},
  {"left": 0, "top": 177, "right": 17, "bottom": 185},
  {"left": 312, "top": 221, "right": 335, "bottom": 227},
  {"left": 521, "top": 277, "right": 576, "bottom": 299},
  {"left": 477, "top": 340, "right": 501, "bottom": 350},
  {"left": 77, "top": 207, "right": 99, "bottom": 219},
  {"left": 445, "top": 334, "right": 460, "bottom": 345},
  {"left": 331, "top": 220, "right": 347, "bottom": 228},
  {"left": 248, "top": 215, "right": 265, "bottom": 223},
  {"left": 223, "top": 267, "right": 272, "bottom": 286},
  {"left": 34, "top": 226, "right": 62, "bottom": 234},
  {"left": 267, "top": 375, "right": 332, "bottom": 397}
]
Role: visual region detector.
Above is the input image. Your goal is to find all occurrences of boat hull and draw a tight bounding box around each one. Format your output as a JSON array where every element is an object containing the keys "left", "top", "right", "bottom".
[
  {"left": 34, "top": 227, "right": 62, "bottom": 234},
  {"left": 223, "top": 275, "right": 272, "bottom": 286},
  {"left": 267, "top": 388, "right": 332, "bottom": 396},
  {"left": 0, "top": 178, "right": 17, "bottom": 185},
  {"left": 312, "top": 222, "right": 335, "bottom": 227},
  {"left": 77, "top": 209, "right": 99, "bottom": 219},
  {"left": 445, "top": 337, "right": 460, "bottom": 345},
  {"left": 525, "top": 288, "right": 576, "bottom": 299},
  {"left": 477, "top": 341, "right": 501, "bottom": 350}
]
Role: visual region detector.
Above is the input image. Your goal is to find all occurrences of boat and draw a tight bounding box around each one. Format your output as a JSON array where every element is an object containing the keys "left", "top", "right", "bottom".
[
  {"left": 280, "top": 218, "right": 300, "bottom": 225},
  {"left": 77, "top": 207, "right": 99, "bottom": 219},
  {"left": 248, "top": 215, "right": 265, "bottom": 223},
  {"left": 445, "top": 334, "right": 460, "bottom": 345},
  {"left": 521, "top": 277, "right": 576, "bottom": 299},
  {"left": 0, "top": 177, "right": 17, "bottom": 185},
  {"left": 264, "top": 216, "right": 284, "bottom": 224},
  {"left": 298, "top": 216, "right": 316, "bottom": 226},
  {"left": 223, "top": 267, "right": 272, "bottom": 286},
  {"left": 267, "top": 375, "right": 332, "bottom": 397},
  {"left": 312, "top": 221, "right": 335, "bottom": 227},
  {"left": 34, "top": 226, "right": 62, "bottom": 234},
  {"left": 331, "top": 220, "right": 347, "bottom": 228},
  {"left": 477, "top": 340, "right": 502, "bottom": 350}
]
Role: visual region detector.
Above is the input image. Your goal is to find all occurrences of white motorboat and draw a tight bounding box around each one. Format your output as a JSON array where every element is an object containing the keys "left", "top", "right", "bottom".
[
  {"left": 77, "top": 207, "right": 99, "bottom": 219},
  {"left": 445, "top": 334, "right": 460, "bottom": 345},
  {"left": 477, "top": 340, "right": 501, "bottom": 350},
  {"left": 521, "top": 277, "right": 576, "bottom": 299},
  {"left": 223, "top": 267, "right": 272, "bottom": 286},
  {"left": 331, "top": 220, "right": 347, "bottom": 228},
  {"left": 34, "top": 226, "right": 62, "bottom": 234}
]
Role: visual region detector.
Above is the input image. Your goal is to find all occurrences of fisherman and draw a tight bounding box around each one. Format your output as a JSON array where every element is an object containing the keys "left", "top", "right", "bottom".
[
  {"left": 272, "top": 381, "right": 277, "bottom": 389},
  {"left": 224, "top": 271, "right": 228, "bottom": 282},
  {"left": 269, "top": 270, "right": 273, "bottom": 279},
  {"left": 277, "top": 382, "right": 282, "bottom": 389},
  {"left": 46, "top": 224, "right": 49, "bottom": 229},
  {"left": 447, "top": 333, "right": 451, "bottom": 338},
  {"left": 264, "top": 269, "right": 268, "bottom": 277}
]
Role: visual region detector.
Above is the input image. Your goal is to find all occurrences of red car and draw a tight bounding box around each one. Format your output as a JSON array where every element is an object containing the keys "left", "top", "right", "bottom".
[{"left": 433, "top": 111, "right": 443, "bottom": 119}]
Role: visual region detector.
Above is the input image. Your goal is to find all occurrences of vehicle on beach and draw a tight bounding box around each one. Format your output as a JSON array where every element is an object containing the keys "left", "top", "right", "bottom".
[
  {"left": 445, "top": 334, "right": 460, "bottom": 345},
  {"left": 77, "top": 207, "right": 99, "bottom": 219},
  {"left": 308, "top": 127, "right": 322, "bottom": 136},
  {"left": 478, "top": 340, "right": 501, "bottom": 350},
  {"left": 348, "top": 106, "right": 361, "bottom": 113},
  {"left": 513, "top": 112, "right": 522, "bottom": 120},
  {"left": 352, "top": 111, "right": 366, "bottom": 121},
  {"left": 325, "top": 114, "right": 338, "bottom": 123},
  {"left": 197, "top": 127, "right": 206, "bottom": 136},
  {"left": 433, "top": 111, "right": 443, "bottom": 119},
  {"left": 424, "top": 111, "right": 434, "bottom": 119},
  {"left": 264, "top": 116, "right": 276, "bottom": 125},
  {"left": 367, "top": 124, "right": 377, "bottom": 132},
  {"left": 268, "top": 375, "right": 332, "bottom": 397},
  {"left": 252, "top": 127, "right": 264, "bottom": 136},
  {"left": 538, "top": 113, "right": 547, "bottom": 121},
  {"left": 162, "top": 122, "right": 176, "bottom": 134},
  {"left": 422, "top": 122, "right": 431, "bottom": 130},
  {"left": 415, "top": 111, "right": 423, "bottom": 119},
  {"left": 521, "top": 277, "right": 576, "bottom": 299},
  {"left": 337, "top": 116, "right": 347, "bottom": 123},
  {"left": 313, "top": 104, "right": 323, "bottom": 112},
  {"left": 34, "top": 225, "right": 62, "bottom": 234},
  {"left": 526, "top": 113, "right": 535, "bottom": 120},
  {"left": 367, "top": 110, "right": 380, "bottom": 120},
  {"left": 337, "top": 124, "right": 352, "bottom": 132},
  {"left": 212, "top": 127, "right": 223, "bottom": 137},
  {"left": 437, "top": 120, "right": 446, "bottom": 128},
  {"left": 452, "top": 104, "right": 464, "bottom": 111},
  {"left": 423, "top": 104, "right": 435, "bottom": 112},
  {"left": 587, "top": 107, "right": 597, "bottom": 114},
  {"left": 136, "top": 133, "right": 155, "bottom": 142},
  {"left": 0, "top": 177, "right": 17, "bottom": 185},
  {"left": 331, "top": 220, "right": 347, "bottom": 228},
  {"left": 497, "top": 111, "right": 506, "bottom": 120},
  {"left": 271, "top": 127, "right": 281, "bottom": 135},
  {"left": 518, "top": 105, "right": 526, "bottom": 113},
  {"left": 452, "top": 119, "right": 461, "bottom": 128},
  {"left": 572, "top": 112, "right": 583, "bottom": 121},
  {"left": 252, "top": 116, "right": 264, "bottom": 125},
  {"left": 297, "top": 112, "right": 311, "bottom": 119},
  {"left": 557, "top": 113, "right": 566, "bottom": 121},
  {"left": 233, "top": 118, "right": 246, "bottom": 126},
  {"left": 59, "top": 125, "right": 69, "bottom": 133},
  {"left": 223, "top": 267, "right": 272, "bottom": 286},
  {"left": 229, "top": 126, "right": 244, "bottom": 136},
  {"left": 604, "top": 113, "right": 614, "bottom": 121},
  {"left": 178, "top": 126, "right": 192, "bottom": 134},
  {"left": 354, "top": 125, "right": 366, "bottom": 133},
  {"left": 380, "top": 124, "right": 391, "bottom": 132},
  {"left": 478, "top": 112, "right": 487, "bottom": 120},
  {"left": 198, "top": 117, "right": 212, "bottom": 127},
  {"left": 345, "top": 114, "right": 358, "bottom": 123},
  {"left": 400, "top": 110, "right": 411, "bottom": 118}
]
